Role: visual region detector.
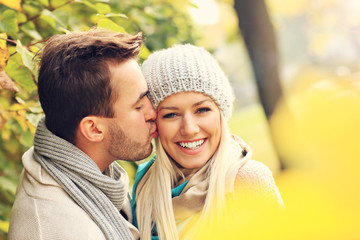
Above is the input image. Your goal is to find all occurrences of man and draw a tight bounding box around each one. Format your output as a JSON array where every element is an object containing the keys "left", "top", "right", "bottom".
[{"left": 8, "top": 29, "right": 157, "bottom": 240}]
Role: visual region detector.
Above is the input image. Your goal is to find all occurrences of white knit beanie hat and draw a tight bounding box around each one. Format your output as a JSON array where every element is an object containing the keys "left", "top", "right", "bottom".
[{"left": 142, "top": 44, "right": 234, "bottom": 120}]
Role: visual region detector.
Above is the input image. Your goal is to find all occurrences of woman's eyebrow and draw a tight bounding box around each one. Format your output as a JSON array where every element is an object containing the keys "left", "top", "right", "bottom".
[
  {"left": 193, "top": 98, "right": 212, "bottom": 107},
  {"left": 158, "top": 106, "right": 179, "bottom": 111},
  {"left": 158, "top": 98, "right": 213, "bottom": 111}
]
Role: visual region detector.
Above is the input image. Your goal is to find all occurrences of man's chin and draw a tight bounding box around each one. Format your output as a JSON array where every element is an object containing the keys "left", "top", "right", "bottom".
[{"left": 133, "top": 144, "right": 153, "bottom": 161}]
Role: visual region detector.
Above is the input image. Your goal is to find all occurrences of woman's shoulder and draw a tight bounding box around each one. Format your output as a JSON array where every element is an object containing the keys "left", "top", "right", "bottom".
[
  {"left": 235, "top": 159, "right": 276, "bottom": 190},
  {"left": 229, "top": 135, "right": 273, "bottom": 183},
  {"left": 234, "top": 160, "right": 284, "bottom": 207}
]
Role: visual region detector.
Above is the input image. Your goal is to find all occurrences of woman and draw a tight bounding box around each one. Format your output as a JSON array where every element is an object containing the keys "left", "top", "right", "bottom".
[{"left": 132, "top": 44, "right": 284, "bottom": 240}]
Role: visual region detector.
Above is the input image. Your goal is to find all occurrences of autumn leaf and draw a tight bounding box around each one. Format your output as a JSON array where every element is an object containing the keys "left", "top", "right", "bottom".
[
  {"left": 0, "top": 0, "right": 22, "bottom": 11},
  {"left": 0, "top": 47, "right": 9, "bottom": 70},
  {"left": 0, "top": 33, "right": 10, "bottom": 71},
  {"left": 0, "top": 70, "right": 19, "bottom": 92},
  {"left": 0, "top": 113, "right": 5, "bottom": 130}
]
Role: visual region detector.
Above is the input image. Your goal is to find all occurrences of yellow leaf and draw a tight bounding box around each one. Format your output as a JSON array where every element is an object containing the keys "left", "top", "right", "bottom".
[
  {"left": 97, "top": 18, "right": 126, "bottom": 33},
  {"left": 0, "top": 34, "right": 10, "bottom": 71},
  {"left": 0, "top": 111, "right": 5, "bottom": 130},
  {"left": 0, "top": 33, "right": 7, "bottom": 48},
  {"left": 1, "top": 127, "right": 11, "bottom": 140},
  {"left": 0, "top": 0, "right": 22, "bottom": 11},
  {"left": 8, "top": 103, "right": 24, "bottom": 111},
  {"left": 0, "top": 47, "right": 9, "bottom": 71},
  {"left": 14, "top": 114, "right": 28, "bottom": 131}
]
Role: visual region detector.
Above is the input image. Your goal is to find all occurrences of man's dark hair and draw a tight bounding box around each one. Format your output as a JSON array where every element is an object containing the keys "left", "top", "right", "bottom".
[{"left": 37, "top": 29, "right": 142, "bottom": 143}]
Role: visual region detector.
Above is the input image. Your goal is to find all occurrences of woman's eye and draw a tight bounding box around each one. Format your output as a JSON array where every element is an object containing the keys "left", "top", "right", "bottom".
[
  {"left": 197, "top": 107, "right": 211, "bottom": 113},
  {"left": 163, "top": 113, "right": 177, "bottom": 118}
]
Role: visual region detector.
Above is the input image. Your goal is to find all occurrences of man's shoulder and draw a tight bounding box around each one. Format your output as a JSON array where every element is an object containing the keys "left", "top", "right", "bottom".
[
  {"left": 8, "top": 200, "right": 106, "bottom": 240},
  {"left": 9, "top": 173, "right": 106, "bottom": 240},
  {"left": 9, "top": 149, "right": 107, "bottom": 240},
  {"left": 20, "top": 148, "right": 72, "bottom": 201}
]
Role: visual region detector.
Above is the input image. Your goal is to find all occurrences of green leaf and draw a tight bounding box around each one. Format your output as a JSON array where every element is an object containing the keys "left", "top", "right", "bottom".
[
  {"left": 5, "top": 54, "right": 36, "bottom": 93},
  {"left": 39, "top": 14, "right": 57, "bottom": 29},
  {"left": 16, "top": 40, "right": 36, "bottom": 72},
  {"left": 75, "top": 0, "right": 97, "bottom": 11},
  {"left": 97, "top": 18, "right": 126, "bottom": 33},
  {"left": 19, "top": 128, "right": 33, "bottom": 148},
  {"left": 0, "top": 10, "right": 19, "bottom": 33},
  {"left": 101, "top": 13, "right": 128, "bottom": 19},
  {"left": 38, "top": 0, "right": 50, "bottom": 7},
  {"left": 0, "top": 176, "right": 17, "bottom": 195},
  {"left": 26, "top": 112, "right": 44, "bottom": 127},
  {"left": 28, "top": 102, "right": 44, "bottom": 114},
  {"left": 22, "top": 3, "right": 42, "bottom": 18},
  {"left": 75, "top": 0, "right": 111, "bottom": 14},
  {"left": 40, "top": 9, "right": 66, "bottom": 28},
  {"left": 16, "top": 12, "right": 27, "bottom": 24},
  {"left": 20, "top": 22, "right": 43, "bottom": 41},
  {"left": 139, "top": 45, "right": 151, "bottom": 60},
  {"left": 95, "top": 3, "right": 111, "bottom": 14},
  {"left": 50, "top": 0, "right": 69, "bottom": 8}
]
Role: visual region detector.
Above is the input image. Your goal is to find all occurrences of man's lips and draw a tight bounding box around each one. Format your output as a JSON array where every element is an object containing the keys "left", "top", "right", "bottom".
[
  {"left": 150, "top": 124, "right": 158, "bottom": 138},
  {"left": 151, "top": 130, "right": 158, "bottom": 138}
]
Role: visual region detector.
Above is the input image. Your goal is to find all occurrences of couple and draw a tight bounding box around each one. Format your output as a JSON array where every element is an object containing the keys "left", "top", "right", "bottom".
[{"left": 8, "top": 29, "right": 283, "bottom": 240}]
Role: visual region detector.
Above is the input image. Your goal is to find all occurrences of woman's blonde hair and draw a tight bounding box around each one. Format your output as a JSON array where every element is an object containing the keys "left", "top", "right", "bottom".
[{"left": 136, "top": 112, "right": 232, "bottom": 240}]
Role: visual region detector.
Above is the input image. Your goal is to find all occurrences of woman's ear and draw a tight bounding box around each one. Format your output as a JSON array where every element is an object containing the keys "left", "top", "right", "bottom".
[{"left": 78, "top": 116, "right": 105, "bottom": 142}]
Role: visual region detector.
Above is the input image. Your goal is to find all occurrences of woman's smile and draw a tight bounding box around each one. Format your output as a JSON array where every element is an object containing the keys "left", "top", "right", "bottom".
[
  {"left": 177, "top": 138, "right": 205, "bottom": 149},
  {"left": 176, "top": 138, "right": 207, "bottom": 155}
]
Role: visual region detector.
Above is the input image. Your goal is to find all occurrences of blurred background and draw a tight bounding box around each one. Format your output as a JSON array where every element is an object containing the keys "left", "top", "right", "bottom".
[{"left": 1, "top": 0, "right": 359, "bottom": 239}]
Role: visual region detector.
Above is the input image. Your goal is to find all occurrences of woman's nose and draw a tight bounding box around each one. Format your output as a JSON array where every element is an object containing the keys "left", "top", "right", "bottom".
[{"left": 180, "top": 114, "right": 200, "bottom": 136}]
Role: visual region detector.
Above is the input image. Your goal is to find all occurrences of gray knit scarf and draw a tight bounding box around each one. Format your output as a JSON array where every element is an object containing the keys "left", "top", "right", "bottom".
[{"left": 33, "top": 118, "right": 134, "bottom": 240}]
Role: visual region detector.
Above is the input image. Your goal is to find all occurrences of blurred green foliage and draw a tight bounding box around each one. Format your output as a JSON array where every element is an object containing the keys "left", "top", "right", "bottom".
[{"left": 0, "top": 0, "right": 198, "bottom": 238}]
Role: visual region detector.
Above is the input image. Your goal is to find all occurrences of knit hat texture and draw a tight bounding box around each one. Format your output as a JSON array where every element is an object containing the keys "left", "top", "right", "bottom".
[{"left": 142, "top": 44, "right": 234, "bottom": 120}]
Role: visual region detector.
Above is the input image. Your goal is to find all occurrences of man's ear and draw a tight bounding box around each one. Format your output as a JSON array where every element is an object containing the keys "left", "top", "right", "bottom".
[{"left": 78, "top": 116, "right": 105, "bottom": 142}]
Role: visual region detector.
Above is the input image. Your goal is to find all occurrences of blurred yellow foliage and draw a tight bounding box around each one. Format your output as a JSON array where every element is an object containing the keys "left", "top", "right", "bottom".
[
  {"left": 267, "top": 0, "right": 310, "bottom": 17},
  {"left": 0, "top": 0, "right": 22, "bottom": 11},
  {"left": 267, "top": 0, "right": 338, "bottom": 18},
  {"left": 309, "top": 32, "right": 332, "bottom": 56},
  {"left": 189, "top": 76, "right": 360, "bottom": 239}
]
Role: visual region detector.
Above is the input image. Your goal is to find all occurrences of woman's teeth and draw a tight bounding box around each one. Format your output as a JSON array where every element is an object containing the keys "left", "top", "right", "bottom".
[{"left": 178, "top": 139, "right": 205, "bottom": 150}]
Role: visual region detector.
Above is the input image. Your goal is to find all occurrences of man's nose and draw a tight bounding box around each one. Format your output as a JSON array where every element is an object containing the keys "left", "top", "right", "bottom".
[
  {"left": 144, "top": 97, "right": 157, "bottom": 121},
  {"left": 180, "top": 113, "right": 200, "bottom": 136}
]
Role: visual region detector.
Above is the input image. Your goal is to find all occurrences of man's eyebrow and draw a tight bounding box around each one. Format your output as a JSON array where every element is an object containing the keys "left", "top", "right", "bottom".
[{"left": 132, "top": 90, "right": 149, "bottom": 107}]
